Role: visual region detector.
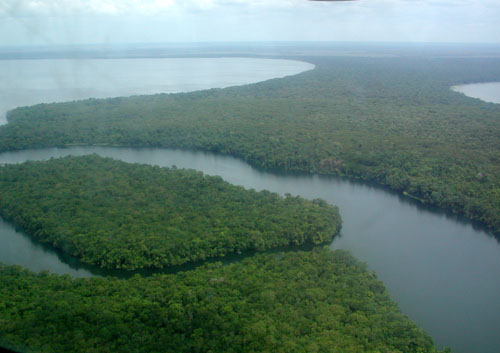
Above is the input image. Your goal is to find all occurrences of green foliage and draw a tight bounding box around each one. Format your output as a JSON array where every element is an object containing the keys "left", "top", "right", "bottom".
[
  {"left": 0, "top": 155, "right": 341, "bottom": 270},
  {"left": 0, "top": 248, "right": 444, "bottom": 353},
  {"left": 1, "top": 57, "right": 499, "bottom": 233}
]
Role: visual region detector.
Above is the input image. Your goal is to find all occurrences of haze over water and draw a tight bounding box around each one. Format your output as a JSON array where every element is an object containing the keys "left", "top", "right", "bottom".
[
  {"left": 0, "top": 57, "right": 314, "bottom": 125},
  {"left": 452, "top": 82, "right": 500, "bottom": 103},
  {"left": 1, "top": 55, "right": 500, "bottom": 353}
]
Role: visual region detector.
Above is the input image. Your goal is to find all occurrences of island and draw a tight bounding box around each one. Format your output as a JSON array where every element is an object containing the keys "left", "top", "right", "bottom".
[
  {"left": 0, "top": 155, "right": 341, "bottom": 270},
  {"left": 1, "top": 56, "right": 499, "bottom": 235}
]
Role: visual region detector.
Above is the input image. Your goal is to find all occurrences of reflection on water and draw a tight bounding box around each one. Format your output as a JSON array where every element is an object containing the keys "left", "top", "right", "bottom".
[{"left": 0, "top": 146, "right": 499, "bottom": 353}]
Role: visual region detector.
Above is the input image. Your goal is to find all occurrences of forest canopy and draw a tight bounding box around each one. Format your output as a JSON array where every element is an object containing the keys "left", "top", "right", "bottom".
[
  {"left": 0, "top": 57, "right": 499, "bottom": 234},
  {"left": 0, "top": 155, "right": 341, "bottom": 270},
  {"left": 0, "top": 248, "right": 447, "bottom": 353}
]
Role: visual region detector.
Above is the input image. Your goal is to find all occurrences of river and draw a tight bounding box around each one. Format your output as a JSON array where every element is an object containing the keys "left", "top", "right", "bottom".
[
  {"left": 0, "top": 146, "right": 499, "bottom": 353},
  {"left": 0, "top": 56, "right": 499, "bottom": 353}
]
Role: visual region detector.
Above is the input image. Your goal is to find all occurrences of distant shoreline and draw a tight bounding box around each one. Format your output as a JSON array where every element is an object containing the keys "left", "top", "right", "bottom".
[{"left": 2, "top": 41, "right": 500, "bottom": 60}]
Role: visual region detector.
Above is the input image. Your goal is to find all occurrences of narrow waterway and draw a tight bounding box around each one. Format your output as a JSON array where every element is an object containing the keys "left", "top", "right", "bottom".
[
  {"left": 1, "top": 55, "right": 500, "bottom": 353},
  {"left": 0, "top": 146, "right": 499, "bottom": 353}
]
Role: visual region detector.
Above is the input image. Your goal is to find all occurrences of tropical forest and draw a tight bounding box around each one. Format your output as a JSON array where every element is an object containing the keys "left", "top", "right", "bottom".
[{"left": 1, "top": 42, "right": 500, "bottom": 353}]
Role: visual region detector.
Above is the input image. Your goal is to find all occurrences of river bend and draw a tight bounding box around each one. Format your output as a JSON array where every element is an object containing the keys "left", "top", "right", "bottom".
[{"left": 0, "top": 146, "right": 499, "bottom": 353}]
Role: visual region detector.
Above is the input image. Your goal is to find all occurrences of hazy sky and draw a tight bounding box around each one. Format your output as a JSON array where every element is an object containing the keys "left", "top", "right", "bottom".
[{"left": 1, "top": 0, "right": 499, "bottom": 46}]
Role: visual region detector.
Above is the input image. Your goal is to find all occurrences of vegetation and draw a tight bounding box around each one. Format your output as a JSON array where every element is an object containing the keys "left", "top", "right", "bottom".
[
  {"left": 0, "top": 248, "right": 447, "bottom": 353},
  {"left": 1, "top": 57, "right": 499, "bottom": 233},
  {"left": 0, "top": 155, "right": 341, "bottom": 270}
]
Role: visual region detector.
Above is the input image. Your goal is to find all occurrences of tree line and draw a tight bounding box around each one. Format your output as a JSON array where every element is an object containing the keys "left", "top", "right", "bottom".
[
  {"left": 0, "top": 155, "right": 341, "bottom": 270},
  {"left": 0, "top": 56, "right": 499, "bottom": 234},
  {"left": 0, "top": 248, "right": 448, "bottom": 353}
]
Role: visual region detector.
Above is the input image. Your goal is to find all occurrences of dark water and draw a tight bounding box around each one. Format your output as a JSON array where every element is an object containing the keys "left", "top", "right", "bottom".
[
  {"left": 0, "top": 146, "right": 499, "bottom": 353},
  {"left": 452, "top": 82, "right": 500, "bottom": 103}
]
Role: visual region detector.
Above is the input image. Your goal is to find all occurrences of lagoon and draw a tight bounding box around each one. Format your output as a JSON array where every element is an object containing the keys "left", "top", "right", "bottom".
[
  {"left": 1, "top": 55, "right": 500, "bottom": 353},
  {"left": 0, "top": 57, "right": 314, "bottom": 125},
  {"left": 452, "top": 81, "right": 500, "bottom": 103}
]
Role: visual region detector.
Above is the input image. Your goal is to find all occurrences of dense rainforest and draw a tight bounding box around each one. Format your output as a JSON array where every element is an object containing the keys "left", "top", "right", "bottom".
[
  {"left": 0, "top": 155, "right": 340, "bottom": 270},
  {"left": 0, "top": 57, "right": 499, "bottom": 234},
  {"left": 0, "top": 248, "right": 447, "bottom": 353}
]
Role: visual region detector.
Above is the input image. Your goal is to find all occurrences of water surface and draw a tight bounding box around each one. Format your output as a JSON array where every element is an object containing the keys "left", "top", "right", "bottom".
[
  {"left": 0, "top": 57, "right": 314, "bottom": 125},
  {"left": 452, "top": 81, "right": 500, "bottom": 103},
  {"left": 1, "top": 56, "right": 499, "bottom": 353},
  {"left": 0, "top": 146, "right": 499, "bottom": 353}
]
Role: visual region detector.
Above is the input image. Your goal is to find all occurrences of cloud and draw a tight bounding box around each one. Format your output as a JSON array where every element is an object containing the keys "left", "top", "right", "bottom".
[
  {"left": 2, "top": 0, "right": 175, "bottom": 17},
  {"left": 1, "top": 0, "right": 499, "bottom": 44},
  {"left": 1, "top": 0, "right": 308, "bottom": 17},
  {"left": 2, "top": 0, "right": 495, "bottom": 18},
  {"left": 2, "top": 0, "right": 500, "bottom": 17}
]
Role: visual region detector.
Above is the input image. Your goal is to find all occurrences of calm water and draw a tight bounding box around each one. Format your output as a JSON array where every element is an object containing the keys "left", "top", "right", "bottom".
[
  {"left": 0, "top": 146, "right": 499, "bottom": 353},
  {"left": 0, "top": 57, "right": 499, "bottom": 353},
  {"left": 452, "top": 81, "right": 500, "bottom": 103},
  {"left": 0, "top": 57, "right": 314, "bottom": 125}
]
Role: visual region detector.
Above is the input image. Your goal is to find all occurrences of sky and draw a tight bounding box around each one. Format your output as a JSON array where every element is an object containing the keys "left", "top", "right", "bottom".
[{"left": 1, "top": 0, "right": 500, "bottom": 46}]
